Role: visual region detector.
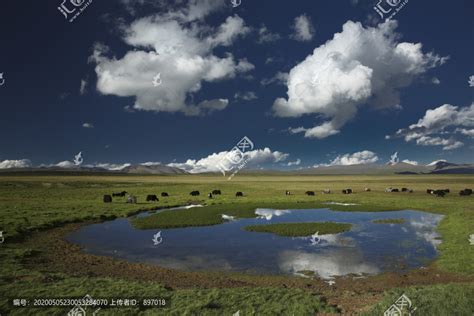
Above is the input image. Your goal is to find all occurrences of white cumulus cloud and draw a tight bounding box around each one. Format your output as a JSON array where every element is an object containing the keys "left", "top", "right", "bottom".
[
  {"left": 168, "top": 147, "right": 289, "bottom": 173},
  {"left": 392, "top": 103, "right": 474, "bottom": 150},
  {"left": 91, "top": 2, "right": 253, "bottom": 116},
  {"left": 316, "top": 150, "right": 379, "bottom": 167},
  {"left": 469, "top": 75, "right": 474, "bottom": 87},
  {"left": 0, "top": 159, "right": 32, "bottom": 169},
  {"left": 82, "top": 122, "right": 94, "bottom": 128},
  {"left": 273, "top": 20, "right": 448, "bottom": 139}
]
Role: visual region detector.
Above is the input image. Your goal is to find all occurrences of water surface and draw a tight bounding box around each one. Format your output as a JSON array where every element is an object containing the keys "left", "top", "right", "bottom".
[{"left": 66, "top": 208, "right": 443, "bottom": 279}]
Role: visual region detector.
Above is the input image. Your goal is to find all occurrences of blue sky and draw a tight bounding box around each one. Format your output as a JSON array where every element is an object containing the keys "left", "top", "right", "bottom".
[{"left": 0, "top": 0, "right": 472, "bottom": 172}]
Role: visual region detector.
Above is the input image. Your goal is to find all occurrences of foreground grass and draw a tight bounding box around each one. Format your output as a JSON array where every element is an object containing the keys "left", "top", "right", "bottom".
[
  {"left": 244, "top": 222, "right": 352, "bottom": 237},
  {"left": 0, "top": 174, "right": 473, "bottom": 314},
  {"left": 0, "top": 259, "right": 337, "bottom": 315}
]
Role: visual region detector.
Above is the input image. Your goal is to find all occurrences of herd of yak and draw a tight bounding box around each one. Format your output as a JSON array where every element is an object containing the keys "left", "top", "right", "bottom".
[{"left": 102, "top": 187, "right": 473, "bottom": 203}]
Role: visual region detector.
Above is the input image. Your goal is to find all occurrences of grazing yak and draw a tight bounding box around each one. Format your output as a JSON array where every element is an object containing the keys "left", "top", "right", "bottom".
[
  {"left": 285, "top": 191, "right": 291, "bottom": 195},
  {"left": 212, "top": 190, "right": 222, "bottom": 195},
  {"left": 322, "top": 189, "right": 331, "bottom": 194},
  {"left": 365, "top": 188, "right": 371, "bottom": 192},
  {"left": 459, "top": 189, "right": 473, "bottom": 196},
  {"left": 146, "top": 195, "right": 159, "bottom": 202},
  {"left": 208, "top": 193, "right": 213, "bottom": 199},
  {"left": 432, "top": 190, "right": 445, "bottom": 197},
  {"left": 103, "top": 195, "right": 112, "bottom": 203},
  {"left": 306, "top": 191, "right": 315, "bottom": 196},
  {"left": 112, "top": 191, "right": 127, "bottom": 197},
  {"left": 190, "top": 191, "right": 200, "bottom": 196},
  {"left": 161, "top": 192, "right": 169, "bottom": 197},
  {"left": 342, "top": 189, "right": 353, "bottom": 194},
  {"left": 385, "top": 187, "right": 399, "bottom": 193},
  {"left": 236, "top": 192, "right": 244, "bottom": 197},
  {"left": 127, "top": 195, "right": 137, "bottom": 204},
  {"left": 428, "top": 189, "right": 450, "bottom": 197}
]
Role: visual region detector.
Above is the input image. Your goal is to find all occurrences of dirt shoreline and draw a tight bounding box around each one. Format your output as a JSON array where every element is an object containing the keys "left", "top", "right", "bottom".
[{"left": 21, "top": 220, "right": 474, "bottom": 314}]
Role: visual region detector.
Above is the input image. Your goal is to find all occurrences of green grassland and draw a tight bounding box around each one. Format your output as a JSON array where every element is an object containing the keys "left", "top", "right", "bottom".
[
  {"left": 0, "top": 174, "right": 473, "bottom": 315},
  {"left": 244, "top": 222, "right": 352, "bottom": 236}
]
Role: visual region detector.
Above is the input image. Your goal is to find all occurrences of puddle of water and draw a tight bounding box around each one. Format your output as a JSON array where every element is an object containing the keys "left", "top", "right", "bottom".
[{"left": 66, "top": 208, "right": 443, "bottom": 280}]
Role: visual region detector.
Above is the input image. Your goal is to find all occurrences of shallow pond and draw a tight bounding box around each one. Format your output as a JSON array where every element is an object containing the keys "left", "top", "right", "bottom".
[{"left": 66, "top": 208, "right": 443, "bottom": 280}]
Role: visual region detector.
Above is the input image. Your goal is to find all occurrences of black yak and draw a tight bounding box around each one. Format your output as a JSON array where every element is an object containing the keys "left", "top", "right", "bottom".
[
  {"left": 103, "top": 195, "right": 112, "bottom": 203},
  {"left": 459, "top": 189, "right": 473, "bottom": 196},
  {"left": 146, "top": 195, "right": 159, "bottom": 202}
]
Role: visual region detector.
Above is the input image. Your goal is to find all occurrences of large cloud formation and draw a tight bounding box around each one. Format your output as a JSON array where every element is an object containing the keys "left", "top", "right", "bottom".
[
  {"left": 92, "top": 1, "right": 253, "bottom": 115},
  {"left": 168, "top": 148, "right": 289, "bottom": 173},
  {"left": 274, "top": 20, "right": 448, "bottom": 139},
  {"left": 389, "top": 103, "right": 474, "bottom": 150}
]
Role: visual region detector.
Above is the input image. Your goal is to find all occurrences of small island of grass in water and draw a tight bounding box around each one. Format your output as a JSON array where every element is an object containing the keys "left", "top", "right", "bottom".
[
  {"left": 244, "top": 222, "right": 352, "bottom": 237},
  {"left": 372, "top": 218, "right": 406, "bottom": 224}
]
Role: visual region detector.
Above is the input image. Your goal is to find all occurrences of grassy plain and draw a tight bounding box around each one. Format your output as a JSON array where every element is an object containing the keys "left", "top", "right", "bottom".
[{"left": 0, "top": 173, "right": 473, "bottom": 315}]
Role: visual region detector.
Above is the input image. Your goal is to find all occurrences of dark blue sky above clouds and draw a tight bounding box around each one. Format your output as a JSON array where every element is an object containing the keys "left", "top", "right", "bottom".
[{"left": 0, "top": 0, "right": 472, "bottom": 171}]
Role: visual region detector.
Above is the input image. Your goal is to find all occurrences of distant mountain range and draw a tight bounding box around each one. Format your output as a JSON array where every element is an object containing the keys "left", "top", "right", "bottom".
[
  {"left": 0, "top": 164, "right": 188, "bottom": 175},
  {"left": 0, "top": 160, "right": 472, "bottom": 175},
  {"left": 292, "top": 160, "right": 474, "bottom": 175}
]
